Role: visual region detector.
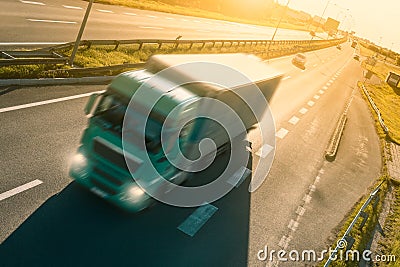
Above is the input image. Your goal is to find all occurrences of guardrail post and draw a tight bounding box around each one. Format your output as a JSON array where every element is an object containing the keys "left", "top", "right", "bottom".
[
  {"left": 114, "top": 41, "right": 120, "bottom": 50},
  {"left": 138, "top": 42, "right": 143, "bottom": 50},
  {"left": 200, "top": 42, "right": 206, "bottom": 50},
  {"left": 158, "top": 42, "right": 162, "bottom": 49}
]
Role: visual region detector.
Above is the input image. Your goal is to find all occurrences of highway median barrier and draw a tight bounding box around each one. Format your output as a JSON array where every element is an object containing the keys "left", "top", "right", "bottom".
[{"left": 325, "top": 113, "right": 347, "bottom": 162}]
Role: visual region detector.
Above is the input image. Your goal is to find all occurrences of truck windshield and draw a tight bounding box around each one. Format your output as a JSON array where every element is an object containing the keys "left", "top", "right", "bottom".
[{"left": 94, "top": 93, "right": 164, "bottom": 154}]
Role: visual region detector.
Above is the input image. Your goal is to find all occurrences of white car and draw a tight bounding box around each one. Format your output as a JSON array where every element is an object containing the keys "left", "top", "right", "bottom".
[{"left": 292, "top": 53, "right": 306, "bottom": 69}]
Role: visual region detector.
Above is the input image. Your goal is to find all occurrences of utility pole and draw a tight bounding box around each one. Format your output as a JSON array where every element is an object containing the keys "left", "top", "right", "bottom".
[
  {"left": 69, "top": 0, "right": 94, "bottom": 66},
  {"left": 266, "top": 0, "right": 291, "bottom": 57}
]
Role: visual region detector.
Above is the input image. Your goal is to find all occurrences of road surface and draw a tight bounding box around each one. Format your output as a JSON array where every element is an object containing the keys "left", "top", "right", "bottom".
[{"left": 0, "top": 43, "right": 381, "bottom": 266}]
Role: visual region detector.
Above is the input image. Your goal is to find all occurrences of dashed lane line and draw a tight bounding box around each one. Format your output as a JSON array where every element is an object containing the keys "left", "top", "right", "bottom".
[
  {"left": 307, "top": 100, "right": 315, "bottom": 107},
  {"left": 138, "top": 26, "right": 164, "bottom": 30},
  {"left": 0, "top": 180, "right": 43, "bottom": 201},
  {"left": 27, "top": 19, "right": 77, "bottom": 24},
  {"left": 299, "top": 107, "right": 308, "bottom": 114},
  {"left": 288, "top": 116, "right": 300, "bottom": 125},
  {"left": 276, "top": 128, "right": 289, "bottom": 139},
  {"left": 20, "top": 0, "right": 44, "bottom": 5},
  {"left": 62, "top": 5, "right": 82, "bottom": 10},
  {"left": 177, "top": 204, "right": 218, "bottom": 237},
  {"left": 97, "top": 9, "right": 113, "bottom": 13}
]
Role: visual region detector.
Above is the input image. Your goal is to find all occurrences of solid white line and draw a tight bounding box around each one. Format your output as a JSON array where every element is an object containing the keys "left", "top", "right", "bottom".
[
  {"left": 307, "top": 100, "right": 315, "bottom": 107},
  {"left": 20, "top": 0, "right": 45, "bottom": 5},
  {"left": 288, "top": 116, "right": 300, "bottom": 125},
  {"left": 62, "top": 5, "right": 82, "bottom": 10},
  {"left": 27, "top": 19, "right": 76, "bottom": 24},
  {"left": 97, "top": 9, "right": 113, "bottom": 13},
  {"left": 0, "top": 42, "right": 65, "bottom": 46},
  {"left": 276, "top": 128, "right": 289, "bottom": 139},
  {"left": 123, "top": 12, "right": 136, "bottom": 16},
  {"left": 282, "top": 76, "right": 291, "bottom": 81},
  {"left": 299, "top": 107, "right": 308, "bottom": 114},
  {"left": 138, "top": 26, "right": 164, "bottom": 30},
  {"left": 0, "top": 91, "right": 104, "bottom": 113},
  {"left": 0, "top": 180, "right": 43, "bottom": 201}
]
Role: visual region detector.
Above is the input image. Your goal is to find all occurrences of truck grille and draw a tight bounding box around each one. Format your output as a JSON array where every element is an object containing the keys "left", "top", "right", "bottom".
[
  {"left": 90, "top": 177, "right": 118, "bottom": 196},
  {"left": 93, "top": 167, "right": 124, "bottom": 186},
  {"left": 93, "top": 139, "right": 128, "bottom": 170}
]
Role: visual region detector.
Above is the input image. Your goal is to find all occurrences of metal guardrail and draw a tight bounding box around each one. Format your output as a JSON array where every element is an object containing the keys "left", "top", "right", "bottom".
[
  {"left": 324, "top": 180, "right": 385, "bottom": 267},
  {"left": 361, "top": 84, "right": 389, "bottom": 134},
  {"left": 0, "top": 37, "right": 346, "bottom": 66}
]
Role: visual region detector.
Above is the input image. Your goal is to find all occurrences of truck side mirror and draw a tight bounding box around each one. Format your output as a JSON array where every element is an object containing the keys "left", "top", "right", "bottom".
[{"left": 84, "top": 93, "right": 100, "bottom": 115}]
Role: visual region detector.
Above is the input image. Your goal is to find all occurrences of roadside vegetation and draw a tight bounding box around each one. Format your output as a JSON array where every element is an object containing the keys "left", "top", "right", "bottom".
[{"left": 0, "top": 39, "right": 343, "bottom": 79}]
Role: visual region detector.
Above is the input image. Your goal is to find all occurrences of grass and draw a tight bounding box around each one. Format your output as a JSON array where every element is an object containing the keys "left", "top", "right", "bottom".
[
  {"left": 375, "top": 182, "right": 400, "bottom": 266},
  {"left": 359, "top": 44, "right": 400, "bottom": 144},
  {"left": 319, "top": 177, "right": 388, "bottom": 267},
  {"left": 90, "top": 0, "right": 321, "bottom": 33}
]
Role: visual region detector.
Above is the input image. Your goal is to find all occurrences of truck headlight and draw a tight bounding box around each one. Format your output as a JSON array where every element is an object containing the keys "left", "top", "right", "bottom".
[
  {"left": 70, "top": 153, "right": 88, "bottom": 178},
  {"left": 120, "top": 186, "right": 146, "bottom": 203}
]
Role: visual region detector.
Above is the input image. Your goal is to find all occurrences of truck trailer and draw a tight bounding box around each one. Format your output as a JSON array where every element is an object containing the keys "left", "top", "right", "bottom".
[{"left": 69, "top": 53, "right": 283, "bottom": 212}]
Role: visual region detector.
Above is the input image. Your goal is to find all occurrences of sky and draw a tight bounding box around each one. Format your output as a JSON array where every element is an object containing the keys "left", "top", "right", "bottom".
[{"left": 279, "top": 0, "right": 400, "bottom": 53}]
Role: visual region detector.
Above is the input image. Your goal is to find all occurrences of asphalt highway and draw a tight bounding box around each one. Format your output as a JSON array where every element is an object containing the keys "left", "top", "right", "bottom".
[
  {"left": 0, "top": 42, "right": 381, "bottom": 266},
  {"left": 0, "top": 0, "right": 327, "bottom": 43}
]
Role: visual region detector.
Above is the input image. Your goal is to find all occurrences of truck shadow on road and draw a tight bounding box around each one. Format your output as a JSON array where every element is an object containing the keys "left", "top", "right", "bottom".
[{"left": 0, "top": 146, "right": 253, "bottom": 267}]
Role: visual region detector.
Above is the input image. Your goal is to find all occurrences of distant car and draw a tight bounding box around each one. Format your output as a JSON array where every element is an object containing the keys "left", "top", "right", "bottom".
[
  {"left": 353, "top": 54, "right": 360, "bottom": 61},
  {"left": 336, "top": 45, "right": 342, "bottom": 50},
  {"left": 292, "top": 53, "right": 306, "bottom": 69}
]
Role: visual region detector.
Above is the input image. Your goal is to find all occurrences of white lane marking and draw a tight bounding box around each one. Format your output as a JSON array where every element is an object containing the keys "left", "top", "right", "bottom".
[
  {"left": 255, "top": 144, "right": 274, "bottom": 158},
  {"left": 329, "top": 79, "right": 334, "bottom": 83},
  {"left": 165, "top": 17, "right": 174, "bottom": 20},
  {"left": 326, "top": 82, "right": 332, "bottom": 86},
  {"left": 307, "top": 100, "right": 315, "bottom": 107},
  {"left": 138, "top": 26, "right": 164, "bottom": 30},
  {"left": 314, "top": 176, "right": 321, "bottom": 184},
  {"left": 276, "top": 128, "right": 289, "bottom": 139},
  {"left": 303, "top": 194, "right": 312, "bottom": 204},
  {"left": 309, "top": 184, "right": 317, "bottom": 192},
  {"left": 97, "top": 9, "right": 113, "bottom": 13},
  {"left": 313, "top": 63, "right": 318, "bottom": 67},
  {"left": 314, "top": 95, "right": 320, "bottom": 100},
  {"left": 299, "top": 107, "right": 308, "bottom": 114},
  {"left": 301, "top": 69, "right": 306, "bottom": 72},
  {"left": 20, "top": 0, "right": 45, "bottom": 5},
  {"left": 146, "top": 15, "right": 157, "bottom": 18},
  {"left": 177, "top": 204, "right": 218, "bottom": 237},
  {"left": 288, "top": 116, "right": 300, "bottom": 125},
  {"left": 62, "top": 5, "right": 82, "bottom": 10},
  {"left": 181, "top": 18, "right": 189, "bottom": 22},
  {"left": 319, "top": 169, "right": 325, "bottom": 174},
  {"left": 278, "top": 235, "right": 292, "bottom": 249},
  {"left": 0, "top": 42, "right": 65, "bottom": 46},
  {"left": 296, "top": 206, "right": 306, "bottom": 216},
  {"left": 322, "top": 85, "right": 328, "bottom": 90},
  {"left": 193, "top": 20, "right": 201, "bottom": 23},
  {"left": 27, "top": 19, "right": 77, "bottom": 24},
  {"left": 282, "top": 75, "right": 291, "bottom": 81},
  {"left": 123, "top": 12, "right": 136, "bottom": 16},
  {"left": 288, "top": 219, "right": 299, "bottom": 231},
  {"left": 0, "top": 180, "right": 43, "bottom": 201},
  {"left": 0, "top": 91, "right": 104, "bottom": 113},
  {"left": 319, "top": 90, "right": 325, "bottom": 94}
]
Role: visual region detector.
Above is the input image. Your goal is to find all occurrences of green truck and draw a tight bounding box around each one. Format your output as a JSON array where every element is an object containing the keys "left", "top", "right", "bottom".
[{"left": 69, "top": 53, "right": 282, "bottom": 212}]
